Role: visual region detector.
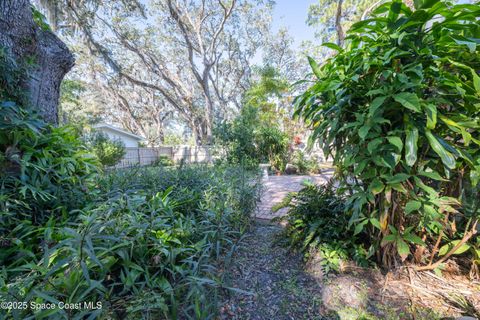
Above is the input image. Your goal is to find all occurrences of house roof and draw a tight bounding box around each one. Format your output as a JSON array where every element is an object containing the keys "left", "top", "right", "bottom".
[{"left": 93, "top": 123, "right": 144, "bottom": 140}]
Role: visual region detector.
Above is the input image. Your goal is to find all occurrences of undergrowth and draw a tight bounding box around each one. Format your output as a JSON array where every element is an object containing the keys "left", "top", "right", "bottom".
[{"left": 275, "top": 181, "right": 371, "bottom": 274}]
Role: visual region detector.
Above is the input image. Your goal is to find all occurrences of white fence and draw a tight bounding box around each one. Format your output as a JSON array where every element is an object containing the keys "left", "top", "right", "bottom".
[{"left": 116, "top": 146, "right": 218, "bottom": 168}]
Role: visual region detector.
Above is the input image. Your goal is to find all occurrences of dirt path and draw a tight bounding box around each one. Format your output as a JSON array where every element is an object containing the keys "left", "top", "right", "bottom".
[{"left": 220, "top": 222, "right": 326, "bottom": 320}]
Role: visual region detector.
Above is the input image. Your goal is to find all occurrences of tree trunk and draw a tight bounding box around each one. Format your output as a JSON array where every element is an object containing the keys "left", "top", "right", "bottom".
[
  {"left": 0, "top": 0, "right": 74, "bottom": 125},
  {"left": 335, "top": 0, "right": 345, "bottom": 47}
]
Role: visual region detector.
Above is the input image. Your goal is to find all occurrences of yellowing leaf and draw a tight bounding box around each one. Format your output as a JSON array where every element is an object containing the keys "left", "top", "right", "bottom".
[{"left": 425, "top": 104, "right": 437, "bottom": 129}]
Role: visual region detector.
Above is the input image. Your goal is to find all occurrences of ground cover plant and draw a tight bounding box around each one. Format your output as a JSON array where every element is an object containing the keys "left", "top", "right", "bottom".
[
  {"left": 1, "top": 161, "right": 260, "bottom": 319},
  {"left": 1, "top": 47, "right": 261, "bottom": 319},
  {"left": 295, "top": 0, "right": 480, "bottom": 273}
]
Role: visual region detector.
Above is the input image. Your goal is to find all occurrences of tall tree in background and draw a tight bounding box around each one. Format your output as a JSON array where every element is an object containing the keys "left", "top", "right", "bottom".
[
  {"left": 36, "top": 0, "right": 274, "bottom": 145},
  {"left": 0, "top": 0, "right": 74, "bottom": 125},
  {"left": 307, "top": 0, "right": 377, "bottom": 45}
]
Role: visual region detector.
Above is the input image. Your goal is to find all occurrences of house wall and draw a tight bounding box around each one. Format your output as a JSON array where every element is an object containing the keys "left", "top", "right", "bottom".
[{"left": 97, "top": 127, "right": 139, "bottom": 148}]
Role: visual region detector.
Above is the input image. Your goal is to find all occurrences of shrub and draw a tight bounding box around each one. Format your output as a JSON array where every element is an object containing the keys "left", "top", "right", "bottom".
[
  {"left": 256, "top": 126, "right": 290, "bottom": 172},
  {"left": 0, "top": 102, "right": 99, "bottom": 224},
  {"left": 87, "top": 131, "right": 126, "bottom": 167},
  {"left": 153, "top": 155, "right": 174, "bottom": 167},
  {"left": 291, "top": 150, "right": 321, "bottom": 174},
  {"left": 215, "top": 105, "right": 260, "bottom": 168},
  {"left": 277, "top": 182, "right": 370, "bottom": 273},
  {"left": 295, "top": 0, "right": 480, "bottom": 271}
]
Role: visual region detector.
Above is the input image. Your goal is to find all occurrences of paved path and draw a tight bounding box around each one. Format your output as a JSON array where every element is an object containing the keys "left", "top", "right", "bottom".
[{"left": 255, "top": 170, "right": 333, "bottom": 220}]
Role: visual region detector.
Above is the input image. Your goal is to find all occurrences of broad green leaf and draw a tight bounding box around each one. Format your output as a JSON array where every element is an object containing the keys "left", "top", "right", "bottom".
[
  {"left": 322, "top": 42, "right": 343, "bottom": 52},
  {"left": 414, "top": 176, "right": 439, "bottom": 197},
  {"left": 354, "top": 219, "right": 368, "bottom": 235},
  {"left": 393, "top": 92, "right": 421, "bottom": 112},
  {"left": 390, "top": 182, "right": 407, "bottom": 193},
  {"left": 370, "top": 218, "right": 381, "bottom": 230},
  {"left": 369, "top": 96, "right": 387, "bottom": 116},
  {"left": 405, "top": 128, "right": 418, "bottom": 166},
  {"left": 470, "top": 166, "right": 480, "bottom": 186},
  {"left": 387, "top": 136, "right": 403, "bottom": 152},
  {"left": 403, "top": 233, "right": 425, "bottom": 246},
  {"left": 451, "top": 35, "right": 476, "bottom": 53},
  {"left": 425, "top": 104, "right": 437, "bottom": 129},
  {"left": 438, "top": 240, "right": 471, "bottom": 256},
  {"left": 368, "top": 138, "right": 383, "bottom": 154},
  {"left": 382, "top": 234, "right": 396, "bottom": 243},
  {"left": 359, "top": 125, "right": 371, "bottom": 140},
  {"left": 396, "top": 238, "right": 410, "bottom": 261},
  {"left": 369, "top": 178, "right": 385, "bottom": 195},
  {"left": 405, "top": 200, "right": 421, "bottom": 214},
  {"left": 425, "top": 130, "right": 456, "bottom": 169},
  {"left": 419, "top": 170, "right": 447, "bottom": 181},
  {"left": 387, "top": 173, "right": 410, "bottom": 184},
  {"left": 308, "top": 57, "right": 322, "bottom": 79}
]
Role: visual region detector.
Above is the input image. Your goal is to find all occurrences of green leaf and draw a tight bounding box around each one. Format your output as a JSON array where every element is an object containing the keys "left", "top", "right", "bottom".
[
  {"left": 369, "top": 178, "right": 385, "bottom": 195},
  {"left": 387, "top": 173, "right": 410, "bottom": 184},
  {"left": 472, "top": 69, "right": 480, "bottom": 94},
  {"left": 370, "top": 218, "right": 381, "bottom": 230},
  {"left": 405, "top": 128, "right": 418, "bottom": 166},
  {"left": 308, "top": 56, "right": 322, "bottom": 79},
  {"left": 383, "top": 234, "right": 396, "bottom": 243},
  {"left": 470, "top": 166, "right": 480, "bottom": 187},
  {"left": 425, "top": 130, "right": 456, "bottom": 169},
  {"left": 425, "top": 104, "right": 437, "bottom": 129},
  {"left": 403, "top": 233, "right": 425, "bottom": 246},
  {"left": 354, "top": 219, "right": 368, "bottom": 235},
  {"left": 393, "top": 92, "right": 421, "bottom": 112},
  {"left": 359, "top": 125, "right": 371, "bottom": 140},
  {"left": 322, "top": 42, "right": 343, "bottom": 52},
  {"left": 369, "top": 96, "right": 387, "bottom": 116},
  {"left": 419, "top": 170, "right": 448, "bottom": 181},
  {"left": 387, "top": 136, "right": 403, "bottom": 152},
  {"left": 396, "top": 238, "right": 410, "bottom": 260},
  {"left": 452, "top": 35, "right": 476, "bottom": 53},
  {"left": 405, "top": 200, "right": 421, "bottom": 214},
  {"left": 438, "top": 241, "right": 471, "bottom": 256},
  {"left": 367, "top": 138, "right": 383, "bottom": 154}
]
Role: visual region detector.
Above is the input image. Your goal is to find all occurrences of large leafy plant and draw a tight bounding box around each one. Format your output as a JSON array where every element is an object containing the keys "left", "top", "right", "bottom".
[
  {"left": 87, "top": 131, "right": 126, "bottom": 167},
  {"left": 295, "top": 0, "right": 480, "bottom": 271}
]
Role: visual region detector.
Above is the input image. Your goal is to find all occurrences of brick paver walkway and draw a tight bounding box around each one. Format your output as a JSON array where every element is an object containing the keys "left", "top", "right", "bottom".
[{"left": 255, "top": 169, "right": 334, "bottom": 220}]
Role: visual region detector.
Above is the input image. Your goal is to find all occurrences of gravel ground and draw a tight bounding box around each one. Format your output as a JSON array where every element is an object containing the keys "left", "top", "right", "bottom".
[{"left": 219, "top": 223, "right": 328, "bottom": 320}]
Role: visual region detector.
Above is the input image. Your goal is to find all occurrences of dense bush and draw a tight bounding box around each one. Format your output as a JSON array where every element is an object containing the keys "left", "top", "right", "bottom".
[
  {"left": 215, "top": 105, "right": 291, "bottom": 171},
  {"left": 152, "top": 155, "right": 175, "bottom": 167},
  {"left": 276, "top": 182, "right": 370, "bottom": 273},
  {"left": 0, "top": 165, "right": 260, "bottom": 319},
  {"left": 87, "top": 131, "right": 126, "bottom": 167},
  {"left": 215, "top": 66, "right": 295, "bottom": 172},
  {"left": 214, "top": 105, "right": 260, "bottom": 169},
  {"left": 256, "top": 126, "right": 290, "bottom": 172},
  {"left": 295, "top": 0, "right": 480, "bottom": 272},
  {"left": 291, "top": 150, "right": 321, "bottom": 174}
]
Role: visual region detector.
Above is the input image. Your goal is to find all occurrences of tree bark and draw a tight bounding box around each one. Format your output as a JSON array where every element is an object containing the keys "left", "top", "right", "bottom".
[
  {"left": 335, "top": 0, "right": 345, "bottom": 47},
  {"left": 0, "top": 0, "right": 74, "bottom": 125}
]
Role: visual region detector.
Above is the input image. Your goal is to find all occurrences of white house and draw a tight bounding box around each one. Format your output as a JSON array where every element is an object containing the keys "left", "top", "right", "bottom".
[{"left": 93, "top": 123, "right": 144, "bottom": 148}]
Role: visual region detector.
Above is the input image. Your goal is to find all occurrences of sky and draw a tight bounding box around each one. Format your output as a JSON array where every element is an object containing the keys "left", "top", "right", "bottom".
[{"left": 271, "top": 0, "right": 318, "bottom": 48}]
